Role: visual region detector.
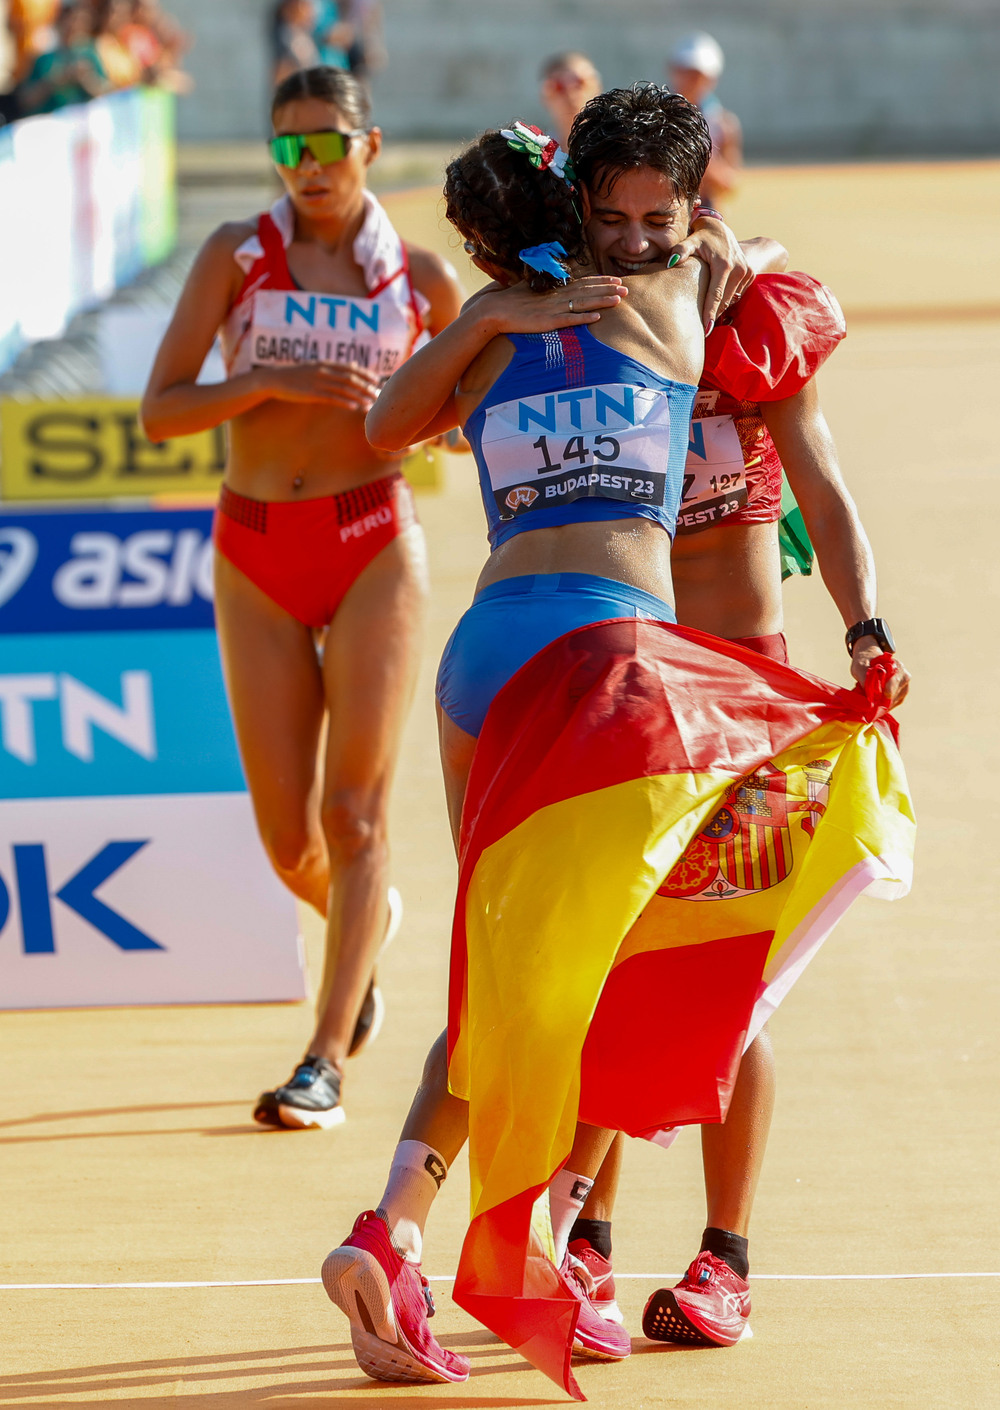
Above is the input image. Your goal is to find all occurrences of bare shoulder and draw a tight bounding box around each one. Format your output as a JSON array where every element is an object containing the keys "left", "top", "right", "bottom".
[
  {"left": 202, "top": 218, "right": 258, "bottom": 259},
  {"left": 405, "top": 242, "right": 464, "bottom": 300}
]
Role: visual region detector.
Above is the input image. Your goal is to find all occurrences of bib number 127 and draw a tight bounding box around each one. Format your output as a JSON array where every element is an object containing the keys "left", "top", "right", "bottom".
[{"left": 532, "top": 433, "right": 621, "bottom": 474}]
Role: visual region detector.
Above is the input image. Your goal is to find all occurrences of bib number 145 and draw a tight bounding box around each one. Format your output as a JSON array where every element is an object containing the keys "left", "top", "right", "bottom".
[{"left": 532, "top": 432, "right": 621, "bottom": 473}]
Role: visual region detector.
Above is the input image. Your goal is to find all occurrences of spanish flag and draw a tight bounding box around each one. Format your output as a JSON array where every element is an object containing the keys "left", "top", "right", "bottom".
[{"left": 447, "top": 619, "right": 914, "bottom": 1399}]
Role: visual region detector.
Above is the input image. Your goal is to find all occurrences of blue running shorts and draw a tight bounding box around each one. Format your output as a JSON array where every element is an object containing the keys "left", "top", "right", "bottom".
[{"left": 435, "top": 572, "right": 676, "bottom": 737}]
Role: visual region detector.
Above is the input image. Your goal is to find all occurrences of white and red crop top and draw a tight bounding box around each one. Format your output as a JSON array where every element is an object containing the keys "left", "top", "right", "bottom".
[
  {"left": 220, "top": 190, "right": 430, "bottom": 382},
  {"left": 676, "top": 272, "right": 846, "bottom": 536}
]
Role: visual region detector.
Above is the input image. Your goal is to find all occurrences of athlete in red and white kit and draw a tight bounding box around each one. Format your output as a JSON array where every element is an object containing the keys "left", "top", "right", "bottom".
[
  {"left": 142, "top": 66, "right": 463, "bottom": 1129},
  {"left": 564, "top": 235, "right": 911, "bottom": 1347}
]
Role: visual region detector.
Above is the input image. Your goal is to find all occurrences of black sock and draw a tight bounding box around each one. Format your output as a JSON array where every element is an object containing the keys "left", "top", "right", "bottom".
[
  {"left": 701, "top": 1226, "right": 749, "bottom": 1280},
  {"left": 568, "top": 1217, "right": 612, "bottom": 1260}
]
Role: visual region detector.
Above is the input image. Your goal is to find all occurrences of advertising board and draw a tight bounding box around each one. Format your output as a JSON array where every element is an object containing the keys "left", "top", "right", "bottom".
[
  {"left": 0, "top": 505, "right": 305, "bottom": 1009},
  {"left": 0, "top": 88, "right": 177, "bottom": 376}
]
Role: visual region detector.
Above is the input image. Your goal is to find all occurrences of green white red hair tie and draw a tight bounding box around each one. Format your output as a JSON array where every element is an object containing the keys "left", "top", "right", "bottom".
[{"left": 501, "top": 121, "right": 576, "bottom": 188}]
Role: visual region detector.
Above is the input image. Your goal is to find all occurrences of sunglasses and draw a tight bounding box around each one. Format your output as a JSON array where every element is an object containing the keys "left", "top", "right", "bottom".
[{"left": 268, "top": 129, "right": 366, "bottom": 167}]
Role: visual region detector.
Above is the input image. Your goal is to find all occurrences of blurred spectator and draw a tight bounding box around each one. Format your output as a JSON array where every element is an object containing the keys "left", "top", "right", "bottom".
[
  {"left": 93, "top": 0, "right": 143, "bottom": 89},
  {"left": 125, "top": 0, "right": 192, "bottom": 92},
  {"left": 667, "top": 32, "right": 742, "bottom": 207},
  {"left": 271, "top": 0, "right": 321, "bottom": 85},
  {"left": 312, "top": 0, "right": 352, "bottom": 70},
  {"left": 344, "top": 0, "right": 384, "bottom": 79},
  {"left": 120, "top": 0, "right": 190, "bottom": 91},
  {"left": 539, "top": 50, "right": 601, "bottom": 147},
  {"left": 17, "top": 1, "right": 107, "bottom": 114},
  {"left": 7, "top": 0, "right": 60, "bottom": 84}
]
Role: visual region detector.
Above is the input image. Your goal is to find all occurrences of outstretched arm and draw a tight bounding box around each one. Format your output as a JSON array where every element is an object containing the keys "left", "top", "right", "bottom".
[
  {"left": 763, "top": 382, "right": 910, "bottom": 706},
  {"left": 365, "top": 275, "right": 626, "bottom": 452}
]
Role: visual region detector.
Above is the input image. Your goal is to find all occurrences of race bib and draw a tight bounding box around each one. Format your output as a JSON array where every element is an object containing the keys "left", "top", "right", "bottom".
[
  {"left": 246, "top": 289, "right": 411, "bottom": 379},
  {"left": 675, "top": 409, "right": 748, "bottom": 534},
  {"left": 481, "top": 383, "right": 672, "bottom": 523}
]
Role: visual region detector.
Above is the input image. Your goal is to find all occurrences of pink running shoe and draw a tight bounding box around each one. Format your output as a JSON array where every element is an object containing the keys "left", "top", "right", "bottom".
[
  {"left": 568, "top": 1238, "right": 624, "bottom": 1324},
  {"left": 642, "top": 1250, "right": 751, "bottom": 1347},
  {"left": 322, "top": 1211, "right": 470, "bottom": 1384},
  {"left": 559, "top": 1252, "right": 631, "bottom": 1360}
]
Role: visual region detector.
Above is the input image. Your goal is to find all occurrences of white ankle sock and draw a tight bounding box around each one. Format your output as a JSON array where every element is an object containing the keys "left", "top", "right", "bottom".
[
  {"left": 376, "top": 1140, "right": 448, "bottom": 1264},
  {"left": 549, "top": 1168, "right": 594, "bottom": 1266}
]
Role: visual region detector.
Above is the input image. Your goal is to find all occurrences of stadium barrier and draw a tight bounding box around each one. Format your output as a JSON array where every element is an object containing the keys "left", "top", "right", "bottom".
[{"left": 0, "top": 87, "right": 177, "bottom": 377}]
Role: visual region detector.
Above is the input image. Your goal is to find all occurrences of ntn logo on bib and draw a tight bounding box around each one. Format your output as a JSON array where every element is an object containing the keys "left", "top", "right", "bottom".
[
  {"left": 227, "top": 288, "right": 412, "bottom": 377},
  {"left": 482, "top": 383, "right": 677, "bottom": 519}
]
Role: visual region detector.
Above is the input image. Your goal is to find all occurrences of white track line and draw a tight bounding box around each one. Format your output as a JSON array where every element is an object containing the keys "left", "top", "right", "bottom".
[{"left": 1, "top": 1272, "right": 998, "bottom": 1290}]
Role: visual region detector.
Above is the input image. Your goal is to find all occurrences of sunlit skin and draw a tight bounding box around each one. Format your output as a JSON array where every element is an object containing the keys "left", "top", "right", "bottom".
[
  {"left": 577, "top": 166, "right": 908, "bottom": 1248},
  {"left": 582, "top": 168, "right": 692, "bottom": 278},
  {"left": 140, "top": 94, "right": 463, "bottom": 1088}
]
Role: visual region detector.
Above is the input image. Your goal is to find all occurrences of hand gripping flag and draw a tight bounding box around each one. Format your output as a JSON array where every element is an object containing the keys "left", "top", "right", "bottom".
[{"left": 446, "top": 619, "right": 914, "bottom": 1399}]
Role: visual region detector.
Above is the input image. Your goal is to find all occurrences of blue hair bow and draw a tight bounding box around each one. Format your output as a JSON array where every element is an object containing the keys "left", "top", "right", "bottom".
[{"left": 518, "top": 242, "right": 570, "bottom": 284}]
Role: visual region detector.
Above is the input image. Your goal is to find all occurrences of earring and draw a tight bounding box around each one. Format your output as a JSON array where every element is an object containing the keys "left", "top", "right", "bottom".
[{"left": 463, "top": 240, "right": 476, "bottom": 255}]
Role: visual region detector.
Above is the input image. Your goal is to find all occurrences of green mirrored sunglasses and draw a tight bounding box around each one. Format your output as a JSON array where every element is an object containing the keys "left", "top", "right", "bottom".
[{"left": 268, "top": 129, "right": 365, "bottom": 167}]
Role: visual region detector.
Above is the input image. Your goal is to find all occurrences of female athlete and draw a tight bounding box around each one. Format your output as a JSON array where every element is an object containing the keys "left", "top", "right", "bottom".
[
  {"left": 141, "top": 66, "right": 463, "bottom": 1130},
  {"left": 321, "top": 88, "right": 715, "bottom": 1384}
]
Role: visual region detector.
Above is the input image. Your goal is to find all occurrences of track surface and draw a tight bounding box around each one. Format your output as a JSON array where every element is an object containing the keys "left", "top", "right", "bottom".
[{"left": 1, "top": 163, "right": 998, "bottom": 1408}]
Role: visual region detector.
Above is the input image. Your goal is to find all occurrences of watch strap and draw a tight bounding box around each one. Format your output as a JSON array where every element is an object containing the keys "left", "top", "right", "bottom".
[{"left": 845, "top": 617, "right": 894, "bottom": 656}]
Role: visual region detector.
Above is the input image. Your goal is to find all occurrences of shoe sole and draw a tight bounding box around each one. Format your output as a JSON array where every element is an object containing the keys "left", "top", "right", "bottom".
[
  {"left": 595, "top": 1298, "right": 625, "bottom": 1325},
  {"left": 321, "top": 1245, "right": 466, "bottom": 1384},
  {"left": 381, "top": 886, "right": 403, "bottom": 958},
  {"left": 572, "top": 1336, "right": 631, "bottom": 1361},
  {"left": 275, "top": 1102, "right": 346, "bottom": 1130},
  {"left": 642, "top": 1289, "right": 751, "bottom": 1348}
]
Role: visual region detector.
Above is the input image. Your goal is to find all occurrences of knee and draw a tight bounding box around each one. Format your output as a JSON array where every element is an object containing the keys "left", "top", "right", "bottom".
[
  {"left": 260, "top": 820, "right": 324, "bottom": 893},
  {"left": 321, "top": 790, "right": 387, "bottom": 868}
]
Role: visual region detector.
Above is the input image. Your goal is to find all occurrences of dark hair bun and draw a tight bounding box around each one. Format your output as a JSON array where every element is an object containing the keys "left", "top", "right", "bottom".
[{"left": 444, "top": 131, "right": 584, "bottom": 291}]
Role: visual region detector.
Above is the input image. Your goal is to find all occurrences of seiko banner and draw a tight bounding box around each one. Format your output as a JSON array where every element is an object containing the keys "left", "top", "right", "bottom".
[{"left": 0, "top": 505, "right": 305, "bottom": 1009}]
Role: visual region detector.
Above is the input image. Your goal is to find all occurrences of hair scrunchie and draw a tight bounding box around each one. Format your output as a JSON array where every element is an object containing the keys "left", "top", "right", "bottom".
[
  {"left": 501, "top": 121, "right": 576, "bottom": 188},
  {"left": 518, "top": 242, "right": 571, "bottom": 283}
]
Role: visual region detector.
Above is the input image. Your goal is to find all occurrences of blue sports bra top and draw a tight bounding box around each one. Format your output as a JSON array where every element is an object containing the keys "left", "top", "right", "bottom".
[{"left": 464, "top": 326, "right": 697, "bottom": 550}]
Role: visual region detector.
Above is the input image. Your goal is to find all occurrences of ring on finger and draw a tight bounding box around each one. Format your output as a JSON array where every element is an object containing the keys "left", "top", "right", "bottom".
[{"left": 568, "top": 299, "right": 574, "bottom": 312}]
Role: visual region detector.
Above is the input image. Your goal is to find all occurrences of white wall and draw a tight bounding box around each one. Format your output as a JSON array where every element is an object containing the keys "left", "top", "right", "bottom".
[{"left": 168, "top": 0, "right": 1000, "bottom": 156}]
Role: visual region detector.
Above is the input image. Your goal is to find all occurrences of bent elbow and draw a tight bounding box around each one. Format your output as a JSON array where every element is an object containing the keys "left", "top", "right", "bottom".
[
  {"left": 364, "top": 408, "right": 405, "bottom": 453},
  {"left": 139, "top": 400, "right": 168, "bottom": 444}
]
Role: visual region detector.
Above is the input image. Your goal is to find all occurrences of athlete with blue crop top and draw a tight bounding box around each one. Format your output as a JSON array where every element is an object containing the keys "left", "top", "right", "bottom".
[{"left": 321, "top": 88, "right": 725, "bottom": 1383}]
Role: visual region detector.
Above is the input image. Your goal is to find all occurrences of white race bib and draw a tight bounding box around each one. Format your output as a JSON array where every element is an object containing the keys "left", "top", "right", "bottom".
[
  {"left": 480, "top": 382, "right": 672, "bottom": 523},
  {"left": 675, "top": 410, "right": 748, "bottom": 534},
  {"left": 244, "top": 289, "right": 411, "bottom": 379}
]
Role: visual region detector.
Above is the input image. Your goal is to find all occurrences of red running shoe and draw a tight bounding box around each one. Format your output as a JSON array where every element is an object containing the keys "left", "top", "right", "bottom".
[
  {"left": 560, "top": 1251, "right": 631, "bottom": 1360},
  {"left": 322, "top": 1211, "right": 470, "bottom": 1384},
  {"left": 642, "top": 1250, "right": 751, "bottom": 1347},
  {"left": 567, "top": 1238, "right": 624, "bottom": 1324}
]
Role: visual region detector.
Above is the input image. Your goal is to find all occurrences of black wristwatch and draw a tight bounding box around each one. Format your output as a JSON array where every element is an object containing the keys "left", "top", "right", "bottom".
[{"left": 845, "top": 617, "right": 895, "bottom": 656}]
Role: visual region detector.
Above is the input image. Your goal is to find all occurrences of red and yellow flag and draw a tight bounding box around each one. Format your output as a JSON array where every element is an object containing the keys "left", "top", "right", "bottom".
[{"left": 447, "top": 619, "right": 914, "bottom": 1399}]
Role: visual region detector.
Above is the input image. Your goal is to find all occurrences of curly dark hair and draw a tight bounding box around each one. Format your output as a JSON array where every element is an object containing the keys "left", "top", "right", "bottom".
[
  {"left": 271, "top": 66, "right": 372, "bottom": 129},
  {"left": 568, "top": 83, "right": 711, "bottom": 202},
  {"left": 444, "top": 130, "right": 586, "bottom": 291}
]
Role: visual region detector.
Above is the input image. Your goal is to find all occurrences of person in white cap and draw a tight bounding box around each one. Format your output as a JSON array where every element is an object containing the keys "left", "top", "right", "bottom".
[{"left": 668, "top": 31, "right": 742, "bottom": 209}]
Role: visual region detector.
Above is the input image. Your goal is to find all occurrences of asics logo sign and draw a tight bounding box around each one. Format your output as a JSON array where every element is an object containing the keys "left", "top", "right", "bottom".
[
  {"left": 53, "top": 529, "right": 214, "bottom": 609},
  {"left": 0, "top": 528, "right": 38, "bottom": 608},
  {"left": 0, "top": 526, "right": 214, "bottom": 612}
]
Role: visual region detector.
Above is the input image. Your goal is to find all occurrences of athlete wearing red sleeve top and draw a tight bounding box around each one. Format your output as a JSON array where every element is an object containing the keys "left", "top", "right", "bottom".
[
  {"left": 571, "top": 214, "right": 911, "bottom": 1345},
  {"left": 141, "top": 67, "right": 464, "bottom": 1130}
]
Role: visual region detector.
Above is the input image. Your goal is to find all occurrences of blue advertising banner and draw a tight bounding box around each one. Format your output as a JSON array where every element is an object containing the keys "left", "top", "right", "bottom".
[
  {"left": 0, "top": 630, "right": 243, "bottom": 800},
  {"left": 0, "top": 504, "right": 304, "bottom": 1009},
  {"left": 0, "top": 506, "right": 215, "bottom": 634}
]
